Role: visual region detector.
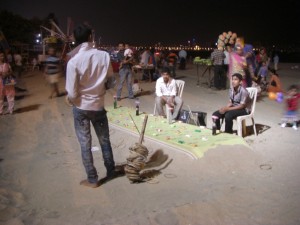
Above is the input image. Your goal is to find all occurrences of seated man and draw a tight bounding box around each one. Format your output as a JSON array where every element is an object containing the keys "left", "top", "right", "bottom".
[
  {"left": 155, "top": 67, "right": 183, "bottom": 121},
  {"left": 212, "top": 73, "right": 250, "bottom": 133}
]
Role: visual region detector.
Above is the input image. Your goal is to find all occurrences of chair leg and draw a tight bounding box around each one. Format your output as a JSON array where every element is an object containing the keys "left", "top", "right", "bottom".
[
  {"left": 237, "top": 118, "right": 243, "bottom": 137},
  {"left": 252, "top": 118, "right": 257, "bottom": 136},
  {"left": 242, "top": 120, "right": 246, "bottom": 137}
]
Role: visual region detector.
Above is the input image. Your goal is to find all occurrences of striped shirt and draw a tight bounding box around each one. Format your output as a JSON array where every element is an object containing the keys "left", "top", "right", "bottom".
[{"left": 45, "top": 56, "right": 60, "bottom": 75}]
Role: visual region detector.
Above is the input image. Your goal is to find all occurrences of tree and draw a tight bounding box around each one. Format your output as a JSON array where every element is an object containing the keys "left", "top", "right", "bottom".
[{"left": 0, "top": 10, "right": 42, "bottom": 45}]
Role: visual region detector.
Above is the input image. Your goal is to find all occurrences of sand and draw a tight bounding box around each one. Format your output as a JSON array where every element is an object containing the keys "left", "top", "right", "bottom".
[{"left": 0, "top": 62, "right": 300, "bottom": 225}]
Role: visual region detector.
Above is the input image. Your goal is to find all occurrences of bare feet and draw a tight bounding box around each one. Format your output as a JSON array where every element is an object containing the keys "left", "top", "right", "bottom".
[{"left": 79, "top": 179, "right": 100, "bottom": 188}]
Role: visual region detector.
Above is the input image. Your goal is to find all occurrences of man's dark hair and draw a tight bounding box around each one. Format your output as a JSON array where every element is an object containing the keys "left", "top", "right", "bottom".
[
  {"left": 161, "top": 67, "right": 171, "bottom": 75},
  {"left": 73, "top": 23, "right": 92, "bottom": 45},
  {"left": 232, "top": 73, "right": 243, "bottom": 81}
]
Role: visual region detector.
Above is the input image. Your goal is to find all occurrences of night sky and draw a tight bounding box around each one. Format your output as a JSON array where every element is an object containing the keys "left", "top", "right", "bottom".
[{"left": 1, "top": 0, "right": 300, "bottom": 47}]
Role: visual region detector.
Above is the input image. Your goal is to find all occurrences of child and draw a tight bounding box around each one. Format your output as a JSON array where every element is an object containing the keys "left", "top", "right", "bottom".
[
  {"left": 267, "top": 69, "right": 283, "bottom": 93},
  {"left": 119, "top": 43, "right": 134, "bottom": 70},
  {"left": 0, "top": 50, "right": 15, "bottom": 115},
  {"left": 281, "top": 84, "right": 300, "bottom": 130},
  {"left": 257, "top": 61, "right": 268, "bottom": 83},
  {"left": 124, "top": 43, "right": 133, "bottom": 60},
  {"left": 132, "top": 79, "right": 142, "bottom": 96},
  {"left": 256, "top": 61, "right": 268, "bottom": 91}
]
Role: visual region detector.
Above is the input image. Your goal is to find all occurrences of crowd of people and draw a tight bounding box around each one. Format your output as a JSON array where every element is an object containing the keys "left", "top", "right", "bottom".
[
  {"left": 1, "top": 23, "right": 299, "bottom": 188},
  {"left": 209, "top": 39, "right": 300, "bottom": 132},
  {"left": 0, "top": 48, "right": 30, "bottom": 115}
]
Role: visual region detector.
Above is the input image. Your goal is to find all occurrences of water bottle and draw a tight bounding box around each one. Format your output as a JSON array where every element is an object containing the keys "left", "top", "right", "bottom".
[
  {"left": 212, "top": 116, "right": 218, "bottom": 135},
  {"left": 135, "top": 98, "right": 140, "bottom": 116},
  {"left": 113, "top": 96, "right": 117, "bottom": 109},
  {"left": 212, "top": 121, "right": 216, "bottom": 135}
]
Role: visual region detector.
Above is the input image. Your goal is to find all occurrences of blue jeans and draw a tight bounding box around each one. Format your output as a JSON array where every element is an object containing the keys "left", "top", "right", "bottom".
[
  {"left": 73, "top": 107, "right": 115, "bottom": 183},
  {"left": 117, "top": 67, "right": 134, "bottom": 99}
]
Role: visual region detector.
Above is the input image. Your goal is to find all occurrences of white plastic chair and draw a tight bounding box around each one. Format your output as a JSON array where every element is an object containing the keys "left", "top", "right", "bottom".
[
  {"left": 153, "top": 79, "right": 185, "bottom": 116},
  {"left": 236, "top": 87, "right": 258, "bottom": 137}
]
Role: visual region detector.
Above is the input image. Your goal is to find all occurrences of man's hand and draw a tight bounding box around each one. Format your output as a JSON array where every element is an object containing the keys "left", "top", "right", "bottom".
[
  {"left": 167, "top": 97, "right": 175, "bottom": 108},
  {"left": 65, "top": 96, "right": 74, "bottom": 107},
  {"left": 219, "top": 106, "right": 229, "bottom": 114}
]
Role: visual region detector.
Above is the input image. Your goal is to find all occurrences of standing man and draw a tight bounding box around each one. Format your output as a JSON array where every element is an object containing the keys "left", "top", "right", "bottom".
[
  {"left": 116, "top": 42, "right": 134, "bottom": 100},
  {"left": 13, "top": 50, "right": 27, "bottom": 92},
  {"left": 155, "top": 67, "right": 183, "bottom": 122},
  {"left": 178, "top": 48, "right": 187, "bottom": 70},
  {"left": 273, "top": 53, "right": 279, "bottom": 71},
  {"left": 66, "top": 23, "right": 118, "bottom": 188},
  {"left": 211, "top": 45, "right": 225, "bottom": 90},
  {"left": 167, "top": 50, "right": 178, "bottom": 78}
]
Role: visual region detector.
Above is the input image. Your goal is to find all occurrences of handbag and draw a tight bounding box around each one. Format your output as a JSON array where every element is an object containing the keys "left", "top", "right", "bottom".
[
  {"left": 3, "top": 75, "right": 17, "bottom": 86},
  {"left": 178, "top": 109, "right": 207, "bottom": 127}
]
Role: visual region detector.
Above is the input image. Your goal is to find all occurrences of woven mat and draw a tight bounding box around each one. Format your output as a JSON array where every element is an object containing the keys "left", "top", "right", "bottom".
[{"left": 107, "top": 106, "right": 249, "bottom": 159}]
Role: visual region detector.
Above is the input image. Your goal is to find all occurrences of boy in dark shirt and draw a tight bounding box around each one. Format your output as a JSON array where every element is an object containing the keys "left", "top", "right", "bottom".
[{"left": 212, "top": 73, "right": 250, "bottom": 133}]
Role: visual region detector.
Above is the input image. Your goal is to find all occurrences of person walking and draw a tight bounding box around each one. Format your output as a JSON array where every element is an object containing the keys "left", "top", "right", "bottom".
[
  {"left": 0, "top": 50, "right": 15, "bottom": 115},
  {"left": 44, "top": 47, "right": 62, "bottom": 98},
  {"left": 65, "top": 23, "right": 118, "bottom": 188}
]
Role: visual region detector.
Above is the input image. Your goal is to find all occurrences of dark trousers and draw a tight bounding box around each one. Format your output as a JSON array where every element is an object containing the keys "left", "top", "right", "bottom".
[
  {"left": 213, "top": 65, "right": 226, "bottom": 89},
  {"left": 73, "top": 107, "right": 115, "bottom": 183},
  {"left": 212, "top": 108, "right": 248, "bottom": 133}
]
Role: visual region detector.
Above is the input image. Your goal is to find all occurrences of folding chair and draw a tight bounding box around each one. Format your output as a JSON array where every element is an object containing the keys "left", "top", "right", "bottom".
[
  {"left": 153, "top": 79, "right": 185, "bottom": 116},
  {"left": 236, "top": 87, "right": 258, "bottom": 137}
]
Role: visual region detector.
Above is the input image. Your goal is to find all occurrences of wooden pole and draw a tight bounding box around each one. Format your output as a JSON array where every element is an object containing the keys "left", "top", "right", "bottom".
[{"left": 139, "top": 115, "right": 148, "bottom": 144}]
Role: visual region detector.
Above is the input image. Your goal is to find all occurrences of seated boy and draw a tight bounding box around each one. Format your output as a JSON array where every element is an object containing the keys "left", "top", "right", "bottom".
[{"left": 212, "top": 73, "right": 250, "bottom": 133}]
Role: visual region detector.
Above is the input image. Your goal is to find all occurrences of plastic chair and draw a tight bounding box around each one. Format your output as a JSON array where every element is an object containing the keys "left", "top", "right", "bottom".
[
  {"left": 236, "top": 87, "right": 258, "bottom": 137},
  {"left": 153, "top": 79, "right": 185, "bottom": 116}
]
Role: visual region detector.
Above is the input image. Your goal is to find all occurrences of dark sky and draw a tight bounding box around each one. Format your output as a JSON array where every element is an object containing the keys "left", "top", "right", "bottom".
[{"left": 1, "top": 0, "right": 300, "bottom": 46}]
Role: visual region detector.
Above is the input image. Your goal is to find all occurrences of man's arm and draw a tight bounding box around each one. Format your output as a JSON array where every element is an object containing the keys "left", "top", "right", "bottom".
[
  {"left": 105, "top": 61, "right": 116, "bottom": 90},
  {"left": 65, "top": 61, "right": 79, "bottom": 101},
  {"left": 219, "top": 103, "right": 246, "bottom": 114}
]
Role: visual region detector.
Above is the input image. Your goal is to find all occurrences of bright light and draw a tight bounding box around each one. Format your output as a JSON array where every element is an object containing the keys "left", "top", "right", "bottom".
[{"left": 36, "top": 39, "right": 40, "bottom": 43}]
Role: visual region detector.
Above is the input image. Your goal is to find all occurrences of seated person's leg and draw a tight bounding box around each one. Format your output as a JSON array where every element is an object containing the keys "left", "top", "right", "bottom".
[
  {"left": 212, "top": 110, "right": 223, "bottom": 130},
  {"left": 173, "top": 96, "right": 183, "bottom": 120},
  {"left": 155, "top": 96, "right": 166, "bottom": 117},
  {"left": 224, "top": 109, "right": 248, "bottom": 133}
]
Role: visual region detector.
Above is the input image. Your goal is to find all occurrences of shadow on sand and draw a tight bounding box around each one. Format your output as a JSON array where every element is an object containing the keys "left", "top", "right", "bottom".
[{"left": 14, "top": 104, "right": 42, "bottom": 114}]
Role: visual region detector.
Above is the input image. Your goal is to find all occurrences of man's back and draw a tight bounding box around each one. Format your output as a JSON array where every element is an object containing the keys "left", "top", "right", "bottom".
[{"left": 66, "top": 43, "right": 113, "bottom": 110}]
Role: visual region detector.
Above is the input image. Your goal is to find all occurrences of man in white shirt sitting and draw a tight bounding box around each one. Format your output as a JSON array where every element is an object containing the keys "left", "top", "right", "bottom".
[{"left": 155, "top": 67, "right": 183, "bottom": 121}]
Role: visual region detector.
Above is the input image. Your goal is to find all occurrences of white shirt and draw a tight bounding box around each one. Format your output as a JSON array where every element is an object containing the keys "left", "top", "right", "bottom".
[
  {"left": 140, "top": 50, "right": 150, "bottom": 65},
  {"left": 124, "top": 48, "right": 133, "bottom": 57},
  {"left": 178, "top": 50, "right": 187, "bottom": 59},
  {"left": 224, "top": 50, "right": 230, "bottom": 65},
  {"left": 14, "top": 54, "right": 22, "bottom": 66},
  {"left": 155, "top": 77, "right": 177, "bottom": 97},
  {"left": 66, "top": 42, "right": 114, "bottom": 111}
]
